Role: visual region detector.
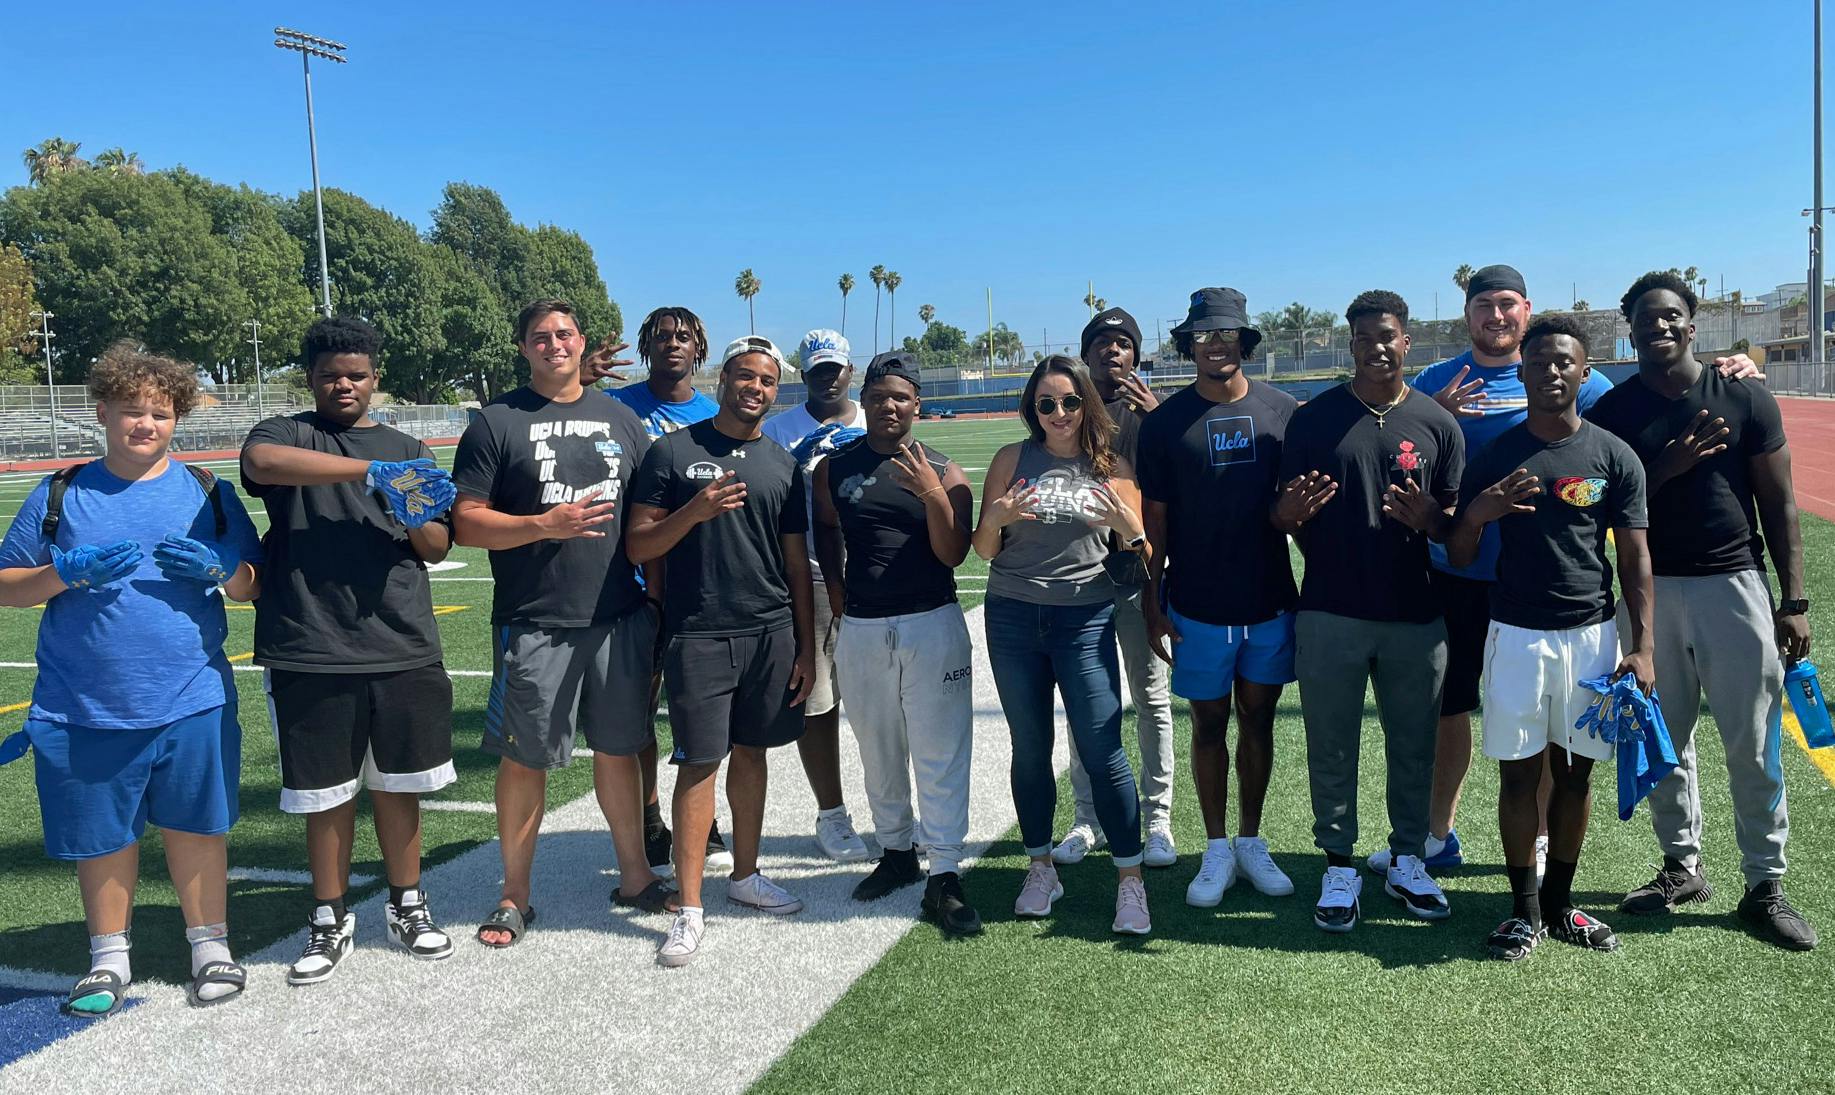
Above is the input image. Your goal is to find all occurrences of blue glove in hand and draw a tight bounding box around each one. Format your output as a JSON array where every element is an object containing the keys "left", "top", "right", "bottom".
[
  {"left": 367, "top": 458, "right": 453, "bottom": 527},
  {"left": 404, "top": 476, "right": 457, "bottom": 529},
  {"left": 789, "top": 423, "right": 866, "bottom": 470},
  {"left": 153, "top": 535, "right": 239, "bottom": 585},
  {"left": 50, "top": 540, "right": 142, "bottom": 590}
]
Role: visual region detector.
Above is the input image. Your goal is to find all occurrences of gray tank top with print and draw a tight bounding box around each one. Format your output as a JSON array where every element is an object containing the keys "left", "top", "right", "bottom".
[{"left": 987, "top": 440, "right": 1116, "bottom": 606}]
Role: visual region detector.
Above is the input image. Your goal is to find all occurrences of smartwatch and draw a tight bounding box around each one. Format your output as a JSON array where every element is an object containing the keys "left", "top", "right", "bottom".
[{"left": 1776, "top": 598, "right": 1810, "bottom": 617}]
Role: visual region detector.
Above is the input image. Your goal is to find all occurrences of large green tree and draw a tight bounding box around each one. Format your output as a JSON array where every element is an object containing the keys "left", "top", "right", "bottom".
[{"left": 0, "top": 243, "right": 42, "bottom": 383}]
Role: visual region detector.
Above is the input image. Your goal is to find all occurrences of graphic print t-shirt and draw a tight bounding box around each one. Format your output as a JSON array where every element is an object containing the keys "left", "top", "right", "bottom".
[
  {"left": 762, "top": 401, "right": 867, "bottom": 580},
  {"left": 242, "top": 413, "right": 444, "bottom": 673},
  {"left": 1412, "top": 350, "right": 1615, "bottom": 581},
  {"left": 630, "top": 419, "right": 807, "bottom": 637},
  {"left": 1584, "top": 365, "right": 1785, "bottom": 577},
  {"left": 1278, "top": 384, "right": 1464, "bottom": 623},
  {"left": 1136, "top": 381, "right": 1299, "bottom": 626},
  {"left": 451, "top": 386, "right": 650, "bottom": 627},
  {"left": 611, "top": 383, "right": 719, "bottom": 440},
  {"left": 1458, "top": 421, "right": 1647, "bottom": 631},
  {"left": 824, "top": 439, "right": 958, "bottom": 619}
]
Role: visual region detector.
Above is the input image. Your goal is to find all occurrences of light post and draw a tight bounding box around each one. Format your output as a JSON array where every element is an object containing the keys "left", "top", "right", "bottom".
[
  {"left": 245, "top": 319, "right": 265, "bottom": 414},
  {"left": 273, "top": 27, "right": 346, "bottom": 318},
  {"left": 1813, "top": 0, "right": 1825, "bottom": 366},
  {"left": 28, "top": 309, "right": 58, "bottom": 458}
]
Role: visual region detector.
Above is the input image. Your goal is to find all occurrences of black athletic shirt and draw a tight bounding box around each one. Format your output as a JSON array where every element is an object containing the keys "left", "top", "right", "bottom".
[
  {"left": 451, "top": 386, "right": 650, "bottom": 627},
  {"left": 631, "top": 418, "right": 807, "bottom": 637},
  {"left": 1279, "top": 383, "right": 1464, "bottom": 624},
  {"left": 242, "top": 413, "right": 445, "bottom": 673},
  {"left": 1584, "top": 365, "right": 1785, "bottom": 577},
  {"left": 823, "top": 439, "right": 958, "bottom": 619},
  {"left": 1458, "top": 421, "right": 1647, "bottom": 631},
  {"left": 1136, "top": 381, "right": 1299, "bottom": 626}
]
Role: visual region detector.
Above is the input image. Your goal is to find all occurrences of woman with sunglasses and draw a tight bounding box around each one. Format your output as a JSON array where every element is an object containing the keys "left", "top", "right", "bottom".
[{"left": 973, "top": 355, "right": 1153, "bottom": 934}]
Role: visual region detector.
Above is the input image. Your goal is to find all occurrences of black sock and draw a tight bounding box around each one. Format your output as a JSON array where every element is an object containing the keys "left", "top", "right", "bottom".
[
  {"left": 1507, "top": 865, "right": 1541, "bottom": 930},
  {"left": 644, "top": 801, "right": 664, "bottom": 831},
  {"left": 1542, "top": 856, "right": 1579, "bottom": 917},
  {"left": 388, "top": 883, "right": 421, "bottom": 908},
  {"left": 1326, "top": 852, "right": 1354, "bottom": 869},
  {"left": 314, "top": 893, "right": 347, "bottom": 923}
]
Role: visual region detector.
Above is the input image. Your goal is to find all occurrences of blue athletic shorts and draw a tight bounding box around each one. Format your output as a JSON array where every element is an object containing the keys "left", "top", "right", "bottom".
[
  {"left": 1168, "top": 609, "right": 1296, "bottom": 701},
  {"left": 26, "top": 705, "right": 241, "bottom": 860}
]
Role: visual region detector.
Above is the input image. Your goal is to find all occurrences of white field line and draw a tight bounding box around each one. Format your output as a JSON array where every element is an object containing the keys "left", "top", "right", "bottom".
[
  {"left": 228, "top": 867, "right": 376, "bottom": 887},
  {"left": 0, "top": 661, "right": 493, "bottom": 680},
  {"left": 420, "top": 800, "right": 498, "bottom": 814}
]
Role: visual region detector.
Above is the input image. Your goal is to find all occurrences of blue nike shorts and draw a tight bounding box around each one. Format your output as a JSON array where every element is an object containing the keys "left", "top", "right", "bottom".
[
  {"left": 1167, "top": 609, "right": 1297, "bottom": 701},
  {"left": 27, "top": 705, "right": 241, "bottom": 860}
]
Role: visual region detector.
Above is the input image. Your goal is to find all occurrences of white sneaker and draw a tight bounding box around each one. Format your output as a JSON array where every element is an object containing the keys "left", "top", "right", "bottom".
[
  {"left": 1142, "top": 826, "right": 1178, "bottom": 868},
  {"left": 1367, "top": 830, "right": 1460, "bottom": 875},
  {"left": 1314, "top": 866, "right": 1363, "bottom": 932},
  {"left": 657, "top": 910, "right": 704, "bottom": 967},
  {"left": 1051, "top": 823, "right": 1103, "bottom": 865},
  {"left": 1385, "top": 854, "right": 1452, "bottom": 920},
  {"left": 1535, "top": 834, "right": 1549, "bottom": 884},
  {"left": 1185, "top": 841, "right": 1237, "bottom": 907},
  {"left": 727, "top": 872, "right": 804, "bottom": 915},
  {"left": 1233, "top": 836, "right": 1295, "bottom": 896},
  {"left": 815, "top": 809, "right": 870, "bottom": 863},
  {"left": 1113, "top": 875, "right": 1151, "bottom": 935},
  {"left": 1014, "top": 861, "right": 1064, "bottom": 918},
  {"left": 288, "top": 906, "right": 355, "bottom": 985}
]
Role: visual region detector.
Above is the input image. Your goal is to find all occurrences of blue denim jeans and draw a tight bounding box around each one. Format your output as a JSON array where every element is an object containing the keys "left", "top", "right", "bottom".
[{"left": 984, "top": 594, "right": 1142, "bottom": 866}]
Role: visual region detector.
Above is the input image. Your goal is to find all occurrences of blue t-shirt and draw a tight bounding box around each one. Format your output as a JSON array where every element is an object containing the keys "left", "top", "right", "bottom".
[
  {"left": 0, "top": 461, "right": 264, "bottom": 729},
  {"left": 610, "top": 383, "right": 718, "bottom": 440},
  {"left": 1410, "top": 350, "right": 1614, "bottom": 580}
]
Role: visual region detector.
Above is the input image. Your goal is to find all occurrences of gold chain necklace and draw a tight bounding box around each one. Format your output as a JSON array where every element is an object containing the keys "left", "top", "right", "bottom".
[{"left": 1351, "top": 385, "right": 1408, "bottom": 429}]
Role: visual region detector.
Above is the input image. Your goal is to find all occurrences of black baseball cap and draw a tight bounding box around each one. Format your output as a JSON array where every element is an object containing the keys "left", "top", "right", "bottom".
[{"left": 863, "top": 351, "right": 922, "bottom": 391}]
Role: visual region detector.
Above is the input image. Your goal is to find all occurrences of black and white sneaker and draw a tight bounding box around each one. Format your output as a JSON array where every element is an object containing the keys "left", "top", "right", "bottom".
[
  {"left": 706, "top": 824, "right": 734, "bottom": 871},
  {"left": 1548, "top": 908, "right": 1619, "bottom": 953},
  {"left": 1385, "top": 854, "right": 1452, "bottom": 920},
  {"left": 387, "top": 890, "right": 454, "bottom": 960},
  {"left": 288, "top": 906, "right": 355, "bottom": 985},
  {"left": 1620, "top": 857, "right": 1711, "bottom": 915},
  {"left": 1485, "top": 917, "right": 1546, "bottom": 961},
  {"left": 1314, "top": 866, "right": 1362, "bottom": 933},
  {"left": 645, "top": 821, "right": 675, "bottom": 880}
]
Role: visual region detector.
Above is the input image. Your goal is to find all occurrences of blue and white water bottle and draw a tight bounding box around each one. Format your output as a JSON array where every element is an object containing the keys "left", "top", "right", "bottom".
[{"left": 1787, "top": 660, "right": 1833, "bottom": 750}]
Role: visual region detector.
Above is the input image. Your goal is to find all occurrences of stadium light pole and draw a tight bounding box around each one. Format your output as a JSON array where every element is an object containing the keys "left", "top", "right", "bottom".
[
  {"left": 245, "top": 319, "right": 265, "bottom": 413},
  {"left": 1814, "top": 0, "right": 1826, "bottom": 367},
  {"left": 274, "top": 27, "right": 347, "bottom": 318},
  {"left": 29, "top": 310, "right": 58, "bottom": 457}
]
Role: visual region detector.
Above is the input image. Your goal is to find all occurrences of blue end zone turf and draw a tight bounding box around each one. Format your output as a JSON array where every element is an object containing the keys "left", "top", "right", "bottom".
[{"left": 0, "top": 985, "right": 138, "bottom": 1069}]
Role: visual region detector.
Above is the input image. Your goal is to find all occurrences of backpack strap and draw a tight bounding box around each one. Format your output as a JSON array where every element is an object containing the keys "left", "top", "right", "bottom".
[
  {"left": 39, "top": 462, "right": 90, "bottom": 542},
  {"left": 182, "top": 463, "right": 227, "bottom": 538}
]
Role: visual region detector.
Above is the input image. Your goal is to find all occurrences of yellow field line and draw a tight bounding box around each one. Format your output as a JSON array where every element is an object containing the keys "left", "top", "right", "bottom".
[
  {"left": 1784, "top": 706, "right": 1835, "bottom": 788},
  {"left": 0, "top": 700, "right": 28, "bottom": 715}
]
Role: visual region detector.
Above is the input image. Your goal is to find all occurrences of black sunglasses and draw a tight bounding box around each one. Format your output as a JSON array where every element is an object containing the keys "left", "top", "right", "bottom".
[{"left": 1034, "top": 395, "right": 1084, "bottom": 415}]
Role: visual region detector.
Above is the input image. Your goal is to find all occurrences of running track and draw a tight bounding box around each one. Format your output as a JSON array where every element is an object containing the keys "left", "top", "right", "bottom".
[{"left": 1783, "top": 399, "right": 1835, "bottom": 522}]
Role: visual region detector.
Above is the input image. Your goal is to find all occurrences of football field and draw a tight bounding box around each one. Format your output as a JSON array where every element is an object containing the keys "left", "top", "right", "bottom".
[{"left": 1, "top": 415, "right": 1833, "bottom": 1091}]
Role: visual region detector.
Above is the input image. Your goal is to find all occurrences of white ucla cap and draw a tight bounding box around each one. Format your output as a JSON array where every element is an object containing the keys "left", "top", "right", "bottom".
[{"left": 799, "top": 329, "right": 850, "bottom": 369}]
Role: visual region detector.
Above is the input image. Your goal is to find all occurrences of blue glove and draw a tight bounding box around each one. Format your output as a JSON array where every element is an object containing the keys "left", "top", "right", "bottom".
[
  {"left": 405, "top": 476, "right": 457, "bottom": 529},
  {"left": 153, "top": 535, "right": 240, "bottom": 585},
  {"left": 50, "top": 540, "right": 142, "bottom": 590},
  {"left": 367, "top": 458, "right": 452, "bottom": 527},
  {"left": 789, "top": 423, "right": 866, "bottom": 470}
]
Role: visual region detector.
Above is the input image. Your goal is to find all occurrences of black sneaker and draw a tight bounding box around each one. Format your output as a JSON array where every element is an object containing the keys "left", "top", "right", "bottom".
[
  {"left": 1485, "top": 916, "right": 1546, "bottom": 962},
  {"left": 645, "top": 822, "right": 674, "bottom": 878},
  {"left": 288, "top": 906, "right": 355, "bottom": 986},
  {"left": 706, "top": 824, "right": 733, "bottom": 869},
  {"left": 922, "top": 872, "right": 983, "bottom": 936},
  {"left": 1547, "top": 907, "right": 1619, "bottom": 952},
  {"left": 1737, "top": 880, "right": 1819, "bottom": 951},
  {"left": 1619, "top": 858, "right": 1711, "bottom": 914},
  {"left": 386, "top": 890, "right": 455, "bottom": 961},
  {"left": 853, "top": 847, "right": 923, "bottom": 901}
]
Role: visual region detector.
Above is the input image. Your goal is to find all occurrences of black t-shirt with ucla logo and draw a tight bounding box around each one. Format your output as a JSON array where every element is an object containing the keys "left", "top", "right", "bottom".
[
  {"left": 1136, "top": 380, "right": 1299, "bottom": 626},
  {"left": 631, "top": 418, "right": 808, "bottom": 637},
  {"left": 1458, "top": 421, "right": 1647, "bottom": 631},
  {"left": 1279, "top": 383, "right": 1464, "bottom": 623},
  {"left": 451, "top": 386, "right": 650, "bottom": 627}
]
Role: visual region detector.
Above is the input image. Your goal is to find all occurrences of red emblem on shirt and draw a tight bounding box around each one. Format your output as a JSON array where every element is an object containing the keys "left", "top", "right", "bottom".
[{"left": 1395, "top": 440, "right": 1420, "bottom": 472}]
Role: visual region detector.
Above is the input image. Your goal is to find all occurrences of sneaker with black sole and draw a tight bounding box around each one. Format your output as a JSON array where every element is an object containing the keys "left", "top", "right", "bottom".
[
  {"left": 1485, "top": 916, "right": 1546, "bottom": 961},
  {"left": 1738, "top": 880, "right": 1819, "bottom": 951},
  {"left": 922, "top": 872, "right": 983, "bottom": 936},
  {"left": 853, "top": 847, "right": 924, "bottom": 901},
  {"left": 1547, "top": 907, "right": 1619, "bottom": 952},
  {"left": 1367, "top": 829, "right": 1464, "bottom": 875},
  {"left": 645, "top": 822, "right": 675, "bottom": 880},
  {"left": 1385, "top": 854, "right": 1452, "bottom": 920},
  {"left": 386, "top": 890, "right": 454, "bottom": 960},
  {"left": 1314, "top": 866, "right": 1362, "bottom": 933},
  {"left": 288, "top": 906, "right": 355, "bottom": 985},
  {"left": 706, "top": 825, "right": 734, "bottom": 871},
  {"left": 1619, "top": 857, "right": 1711, "bottom": 915}
]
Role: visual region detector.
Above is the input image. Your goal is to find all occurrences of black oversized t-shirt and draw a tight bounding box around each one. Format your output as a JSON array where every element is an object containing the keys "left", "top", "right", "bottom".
[
  {"left": 1101, "top": 395, "right": 1148, "bottom": 587},
  {"left": 450, "top": 386, "right": 650, "bottom": 627},
  {"left": 824, "top": 439, "right": 958, "bottom": 619},
  {"left": 1583, "top": 365, "right": 1785, "bottom": 577},
  {"left": 1458, "top": 421, "right": 1647, "bottom": 631},
  {"left": 630, "top": 419, "right": 807, "bottom": 637},
  {"left": 242, "top": 413, "right": 445, "bottom": 673},
  {"left": 1279, "top": 383, "right": 1464, "bottom": 623},
  {"left": 1136, "top": 381, "right": 1299, "bottom": 626}
]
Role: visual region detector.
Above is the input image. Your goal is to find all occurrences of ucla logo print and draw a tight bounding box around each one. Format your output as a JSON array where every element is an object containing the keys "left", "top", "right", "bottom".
[
  {"left": 1205, "top": 415, "right": 1256, "bottom": 468},
  {"left": 838, "top": 472, "right": 875, "bottom": 504},
  {"left": 686, "top": 461, "right": 723, "bottom": 481}
]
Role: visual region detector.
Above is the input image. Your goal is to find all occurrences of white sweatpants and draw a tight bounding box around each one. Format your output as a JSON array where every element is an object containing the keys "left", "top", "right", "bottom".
[{"left": 835, "top": 604, "right": 974, "bottom": 876}]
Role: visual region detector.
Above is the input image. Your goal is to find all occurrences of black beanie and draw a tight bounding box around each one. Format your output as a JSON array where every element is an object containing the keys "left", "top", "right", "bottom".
[
  {"left": 1465, "top": 264, "right": 1528, "bottom": 302},
  {"left": 1081, "top": 307, "right": 1144, "bottom": 359}
]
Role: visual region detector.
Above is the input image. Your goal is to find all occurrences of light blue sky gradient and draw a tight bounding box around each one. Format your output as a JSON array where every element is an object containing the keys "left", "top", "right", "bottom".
[{"left": 7, "top": 1, "right": 1825, "bottom": 357}]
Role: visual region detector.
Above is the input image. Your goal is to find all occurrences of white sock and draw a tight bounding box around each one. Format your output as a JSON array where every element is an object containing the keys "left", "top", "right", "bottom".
[
  {"left": 816, "top": 805, "right": 847, "bottom": 819},
  {"left": 1208, "top": 837, "right": 1233, "bottom": 854},
  {"left": 185, "top": 922, "right": 236, "bottom": 1002},
  {"left": 679, "top": 905, "right": 704, "bottom": 923},
  {"left": 89, "top": 930, "right": 132, "bottom": 984}
]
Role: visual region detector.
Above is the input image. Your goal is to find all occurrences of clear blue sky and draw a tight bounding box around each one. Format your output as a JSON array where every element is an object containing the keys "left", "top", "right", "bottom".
[{"left": 6, "top": 1, "right": 1826, "bottom": 357}]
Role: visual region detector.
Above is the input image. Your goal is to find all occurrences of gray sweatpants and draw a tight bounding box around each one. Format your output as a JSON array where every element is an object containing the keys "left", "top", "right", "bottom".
[
  {"left": 1628, "top": 569, "right": 1788, "bottom": 885},
  {"left": 1067, "top": 584, "right": 1176, "bottom": 833},
  {"left": 834, "top": 605, "right": 974, "bottom": 877},
  {"left": 1294, "top": 611, "right": 1447, "bottom": 859}
]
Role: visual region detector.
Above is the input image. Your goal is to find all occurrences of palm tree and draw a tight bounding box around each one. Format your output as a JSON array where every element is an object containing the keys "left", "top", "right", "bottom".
[
  {"left": 919, "top": 303, "right": 936, "bottom": 327},
  {"left": 869, "top": 265, "right": 887, "bottom": 352},
  {"left": 1082, "top": 290, "right": 1107, "bottom": 314},
  {"left": 92, "top": 148, "right": 144, "bottom": 176},
  {"left": 1452, "top": 264, "right": 1475, "bottom": 292},
  {"left": 22, "top": 137, "right": 84, "bottom": 184},
  {"left": 1572, "top": 299, "right": 1591, "bottom": 312},
  {"left": 884, "top": 271, "right": 902, "bottom": 345},
  {"left": 838, "top": 273, "right": 855, "bottom": 335},
  {"left": 735, "top": 268, "right": 761, "bottom": 334}
]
